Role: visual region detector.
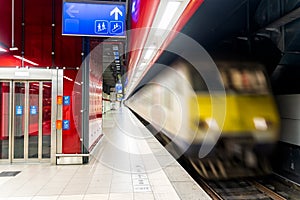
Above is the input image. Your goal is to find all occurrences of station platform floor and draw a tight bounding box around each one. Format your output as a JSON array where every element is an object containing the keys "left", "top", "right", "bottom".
[{"left": 0, "top": 107, "right": 211, "bottom": 200}]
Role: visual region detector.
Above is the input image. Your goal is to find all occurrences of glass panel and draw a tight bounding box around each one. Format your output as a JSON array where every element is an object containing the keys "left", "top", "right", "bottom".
[
  {"left": 42, "top": 82, "right": 52, "bottom": 158},
  {"left": 0, "top": 82, "right": 10, "bottom": 159},
  {"left": 14, "top": 82, "right": 25, "bottom": 159},
  {"left": 28, "top": 82, "right": 39, "bottom": 158}
]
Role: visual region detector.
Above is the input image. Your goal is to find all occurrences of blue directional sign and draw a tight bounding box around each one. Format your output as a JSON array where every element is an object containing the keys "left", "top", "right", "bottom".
[
  {"left": 30, "top": 106, "right": 38, "bottom": 115},
  {"left": 62, "top": 1, "right": 126, "bottom": 37},
  {"left": 16, "top": 106, "right": 23, "bottom": 116},
  {"left": 63, "top": 120, "right": 70, "bottom": 130},
  {"left": 115, "top": 83, "right": 122, "bottom": 94},
  {"left": 63, "top": 96, "right": 70, "bottom": 106}
]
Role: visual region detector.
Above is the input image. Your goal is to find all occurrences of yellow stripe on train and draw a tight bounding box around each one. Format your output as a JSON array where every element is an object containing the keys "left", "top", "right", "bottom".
[{"left": 189, "top": 94, "right": 280, "bottom": 142}]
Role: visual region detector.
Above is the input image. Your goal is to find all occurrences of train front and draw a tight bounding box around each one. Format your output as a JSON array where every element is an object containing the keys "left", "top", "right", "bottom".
[{"left": 188, "top": 60, "right": 280, "bottom": 179}]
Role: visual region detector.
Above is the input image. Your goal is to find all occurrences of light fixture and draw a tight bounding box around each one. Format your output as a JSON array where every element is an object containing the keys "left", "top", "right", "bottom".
[
  {"left": 135, "top": 71, "right": 142, "bottom": 77},
  {"left": 63, "top": 76, "right": 73, "bottom": 81},
  {"left": 253, "top": 117, "right": 268, "bottom": 130},
  {"left": 144, "top": 46, "right": 156, "bottom": 60},
  {"left": 205, "top": 118, "right": 219, "bottom": 131},
  {"left": 265, "top": 27, "right": 280, "bottom": 33},
  {"left": 139, "top": 62, "right": 146, "bottom": 68},
  {"left": 157, "top": 1, "right": 181, "bottom": 29},
  {"left": 13, "top": 55, "right": 39, "bottom": 66},
  {"left": 9, "top": 47, "right": 18, "bottom": 51},
  {"left": 0, "top": 47, "right": 7, "bottom": 52}
]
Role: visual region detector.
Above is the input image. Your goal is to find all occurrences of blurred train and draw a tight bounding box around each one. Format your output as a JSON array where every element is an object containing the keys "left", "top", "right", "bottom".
[{"left": 126, "top": 56, "right": 280, "bottom": 179}]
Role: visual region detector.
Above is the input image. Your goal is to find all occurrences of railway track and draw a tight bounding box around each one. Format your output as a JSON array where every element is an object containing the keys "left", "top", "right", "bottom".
[
  {"left": 197, "top": 178, "right": 287, "bottom": 200},
  {"left": 184, "top": 158, "right": 300, "bottom": 199},
  {"left": 132, "top": 111, "right": 300, "bottom": 200}
]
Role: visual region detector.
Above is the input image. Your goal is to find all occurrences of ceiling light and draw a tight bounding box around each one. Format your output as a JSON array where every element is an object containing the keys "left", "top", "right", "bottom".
[
  {"left": 135, "top": 71, "right": 142, "bottom": 77},
  {"left": 13, "top": 55, "right": 39, "bottom": 66},
  {"left": 9, "top": 47, "right": 18, "bottom": 51},
  {"left": 265, "top": 27, "right": 280, "bottom": 33},
  {"left": 0, "top": 47, "right": 7, "bottom": 52},
  {"left": 157, "top": 1, "right": 181, "bottom": 29},
  {"left": 144, "top": 46, "right": 156, "bottom": 60},
  {"left": 138, "top": 63, "right": 147, "bottom": 71},
  {"left": 63, "top": 76, "right": 73, "bottom": 81}
]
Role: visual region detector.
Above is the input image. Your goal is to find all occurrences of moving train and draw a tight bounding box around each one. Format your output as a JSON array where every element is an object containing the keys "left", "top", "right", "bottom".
[{"left": 126, "top": 56, "right": 280, "bottom": 179}]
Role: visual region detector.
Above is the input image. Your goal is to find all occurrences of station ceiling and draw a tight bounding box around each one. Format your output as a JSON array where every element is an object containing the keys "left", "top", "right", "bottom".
[
  {"left": 0, "top": 0, "right": 300, "bottom": 92},
  {"left": 130, "top": 0, "right": 300, "bottom": 95}
]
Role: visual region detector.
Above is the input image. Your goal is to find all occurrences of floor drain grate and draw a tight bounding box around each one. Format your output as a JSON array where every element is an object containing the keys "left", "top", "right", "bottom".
[{"left": 0, "top": 171, "right": 21, "bottom": 177}]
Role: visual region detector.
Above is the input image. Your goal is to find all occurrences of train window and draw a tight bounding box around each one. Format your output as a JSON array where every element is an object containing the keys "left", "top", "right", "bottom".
[
  {"left": 230, "top": 68, "right": 243, "bottom": 91},
  {"left": 228, "top": 66, "right": 269, "bottom": 94},
  {"left": 220, "top": 70, "right": 229, "bottom": 90}
]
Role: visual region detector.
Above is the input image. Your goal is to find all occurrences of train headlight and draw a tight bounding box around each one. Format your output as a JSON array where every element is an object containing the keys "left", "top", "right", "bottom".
[
  {"left": 205, "top": 118, "right": 219, "bottom": 131},
  {"left": 196, "top": 118, "right": 219, "bottom": 131},
  {"left": 253, "top": 117, "right": 268, "bottom": 130}
]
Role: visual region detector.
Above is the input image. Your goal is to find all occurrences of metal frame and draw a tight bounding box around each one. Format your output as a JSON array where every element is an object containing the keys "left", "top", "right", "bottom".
[
  {"left": 0, "top": 81, "right": 12, "bottom": 163},
  {"left": 53, "top": 69, "right": 63, "bottom": 164},
  {"left": 11, "top": 81, "right": 29, "bottom": 163},
  {"left": 0, "top": 68, "right": 63, "bottom": 164},
  {"left": 38, "top": 82, "right": 43, "bottom": 160}
]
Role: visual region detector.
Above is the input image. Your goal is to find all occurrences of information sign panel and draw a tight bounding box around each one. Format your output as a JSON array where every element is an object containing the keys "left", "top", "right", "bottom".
[
  {"left": 30, "top": 106, "right": 37, "bottom": 115},
  {"left": 16, "top": 106, "right": 23, "bottom": 116},
  {"left": 63, "top": 120, "right": 70, "bottom": 130},
  {"left": 63, "top": 96, "right": 70, "bottom": 105},
  {"left": 62, "top": 1, "right": 126, "bottom": 37}
]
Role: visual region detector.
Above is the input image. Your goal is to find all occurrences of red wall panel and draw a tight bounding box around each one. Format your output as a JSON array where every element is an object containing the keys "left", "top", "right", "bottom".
[
  {"left": 24, "top": 0, "right": 52, "bottom": 66},
  {"left": 0, "top": 0, "right": 82, "bottom": 68},
  {"left": 62, "top": 69, "right": 81, "bottom": 154},
  {"left": 0, "top": 0, "right": 12, "bottom": 48},
  {"left": 54, "top": 1, "right": 82, "bottom": 68},
  {"left": 0, "top": 0, "right": 83, "bottom": 154}
]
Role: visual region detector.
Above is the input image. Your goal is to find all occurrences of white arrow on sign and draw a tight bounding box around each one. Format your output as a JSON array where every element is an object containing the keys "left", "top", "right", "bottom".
[
  {"left": 110, "top": 7, "right": 123, "bottom": 20},
  {"left": 66, "top": 5, "right": 79, "bottom": 18}
]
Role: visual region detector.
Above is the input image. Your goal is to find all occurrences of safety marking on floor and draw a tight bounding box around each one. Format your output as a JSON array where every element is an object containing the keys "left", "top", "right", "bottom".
[{"left": 132, "top": 165, "right": 152, "bottom": 192}]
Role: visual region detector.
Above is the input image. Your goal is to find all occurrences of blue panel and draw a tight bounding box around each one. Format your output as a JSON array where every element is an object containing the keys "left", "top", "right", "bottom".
[
  {"left": 115, "top": 83, "right": 122, "bottom": 94},
  {"left": 62, "top": 1, "right": 126, "bottom": 37},
  {"left": 63, "top": 96, "right": 70, "bottom": 106},
  {"left": 30, "top": 106, "right": 38, "bottom": 115},
  {"left": 63, "top": 120, "right": 70, "bottom": 130},
  {"left": 16, "top": 106, "right": 23, "bottom": 116}
]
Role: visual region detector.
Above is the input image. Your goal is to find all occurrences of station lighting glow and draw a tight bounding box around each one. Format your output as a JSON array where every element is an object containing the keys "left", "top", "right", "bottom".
[
  {"left": 144, "top": 47, "right": 156, "bottom": 60},
  {"left": 63, "top": 76, "right": 73, "bottom": 81},
  {"left": 126, "top": 0, "right": 194, "bottom": 97},
  {"left": 139, "top": 62, "right": 146, "bottom": 69},
  {"left": 0, "top": 47, "right": 8, "bottom": 52},
  {"left": 135, "top": 71, "right": 143, "bottom": 77},
  {"left": 13, "top": 55, "right": 39, "bottom": 66},
  {"left": 157, "top": 1, "right": 181, "bottom": 29}
]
